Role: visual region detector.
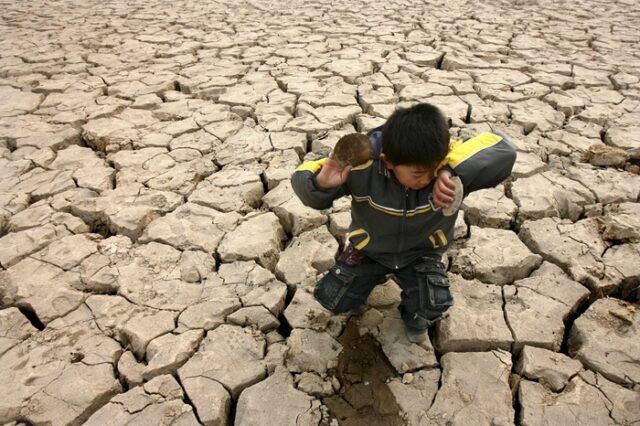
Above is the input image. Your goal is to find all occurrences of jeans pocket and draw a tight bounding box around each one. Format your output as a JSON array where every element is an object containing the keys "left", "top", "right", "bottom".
[
  {"left": 426, "top": 276, "right": 453, "bottom": 311},
  {"left": 314, "top": 265, "right": 356, "bottom": 311},
  {"left": 414, "top": 259, "right": 453, "bottom": 313}
]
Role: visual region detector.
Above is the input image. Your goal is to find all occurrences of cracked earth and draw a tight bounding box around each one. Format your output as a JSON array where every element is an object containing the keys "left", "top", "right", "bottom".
[{"left": 0, "top": 0, "right": 639, "bottom": 425}]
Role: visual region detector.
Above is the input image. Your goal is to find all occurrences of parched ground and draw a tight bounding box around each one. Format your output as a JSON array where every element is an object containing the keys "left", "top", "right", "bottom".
[{"left": 0, "top": 0, "right": 639, "bottom": 425}]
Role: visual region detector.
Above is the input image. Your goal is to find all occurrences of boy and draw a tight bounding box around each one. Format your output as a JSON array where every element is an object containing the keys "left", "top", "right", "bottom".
[{"left": 291, "top": 103, "right": 517, "bottom": 343}]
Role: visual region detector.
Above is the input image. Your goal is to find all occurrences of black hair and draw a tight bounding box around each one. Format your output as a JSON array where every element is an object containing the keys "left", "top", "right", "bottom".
[{"left": 381, "top": 103, "right": 450, "bottom": 167}]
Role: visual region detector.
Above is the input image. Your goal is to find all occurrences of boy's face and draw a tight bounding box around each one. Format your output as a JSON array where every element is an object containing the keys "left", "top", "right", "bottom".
[{"left": 381, "top": 155, "right": 436, "bottom": 190}]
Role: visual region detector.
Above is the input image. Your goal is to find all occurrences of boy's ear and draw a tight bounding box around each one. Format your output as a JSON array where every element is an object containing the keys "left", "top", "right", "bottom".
[{"left": 380, "top": 153, "right": 394, "bottom": 170}]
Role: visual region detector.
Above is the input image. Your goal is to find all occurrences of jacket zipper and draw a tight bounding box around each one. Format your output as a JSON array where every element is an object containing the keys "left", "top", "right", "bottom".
[{"left": 396, "top": 188, "right": 409, "bottom": 268}]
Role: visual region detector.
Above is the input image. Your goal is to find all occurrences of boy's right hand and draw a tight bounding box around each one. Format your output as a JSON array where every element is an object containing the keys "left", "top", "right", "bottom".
[
  {"left": 315, "top": 155, "right": 352, "bottom": 189},
  {"left": 432, "top": 170, "right": 456, "bottom": 208}
]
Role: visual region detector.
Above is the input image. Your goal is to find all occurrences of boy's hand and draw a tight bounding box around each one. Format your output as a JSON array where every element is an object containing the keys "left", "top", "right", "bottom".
[
  {"left": 315, "top": 155, "right": 352, "bottom": 189},
  {"left": 432, "top": 170, "right": 456, "bottom": 208}
]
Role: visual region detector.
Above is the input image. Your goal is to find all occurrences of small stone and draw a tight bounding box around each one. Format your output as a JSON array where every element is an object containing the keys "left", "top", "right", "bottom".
[
  {"left": 605, "top": 127, "right": 640, "bottom": 159},
  {"left": 295, "top": 372, "right": 337, "bottom": 397},
  {"left": 402, "top": 373, "right": 414, "bottom": 384},
  {"left": 265, "top": 330, "right": 285, "bottom": 345},
  {"left": 585, "top": 143, "right": 629, "bottom": 167}
]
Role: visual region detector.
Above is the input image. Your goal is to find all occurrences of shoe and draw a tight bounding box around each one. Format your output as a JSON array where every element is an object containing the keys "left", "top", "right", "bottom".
[{"left": 405, "top": 326, "right": 428, "bottom": 344}]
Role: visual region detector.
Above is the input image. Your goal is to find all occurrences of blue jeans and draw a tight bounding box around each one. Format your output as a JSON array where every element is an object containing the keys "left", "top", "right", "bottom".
[{"left": 314, "top": 247, "right": 453, "bottom": 331}]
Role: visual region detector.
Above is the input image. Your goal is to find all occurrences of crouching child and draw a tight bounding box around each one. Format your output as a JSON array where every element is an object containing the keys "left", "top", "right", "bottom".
[{"left": 291, "top": 103, "right": 517, "bottom": 343}]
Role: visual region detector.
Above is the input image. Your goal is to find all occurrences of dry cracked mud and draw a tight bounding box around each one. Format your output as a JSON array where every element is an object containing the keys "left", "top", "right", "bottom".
[{"left": 0, "top": 0, "right": 639, "bottom": 425}]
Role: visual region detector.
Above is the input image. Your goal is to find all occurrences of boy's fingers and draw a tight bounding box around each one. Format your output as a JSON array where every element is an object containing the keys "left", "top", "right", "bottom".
[
  {"left": 438, "top": 183, "right": 455, "bottom": 197},
  {"left": 438, "top": 170, "right": 453, "bottom": 181},
  {"left": 433, "top": 191, "right": 453, "bottom": 207},
  {"left": 437, "top": 179, "right": 455, "bottom": 196},
  {"left": 340, "top": 166, "right": 352, "bottom": 181},
  {"left": 441, "top": 176, "right": 456, "bottom": 190},
  {"left": 438, "top": 172, "right": 457, "bottom": 192},
  {"left": 438, "top": 195, "right": 453, "bottom": 205}
]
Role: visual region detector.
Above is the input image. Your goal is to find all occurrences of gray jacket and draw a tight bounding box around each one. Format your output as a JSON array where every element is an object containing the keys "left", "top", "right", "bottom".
[{"left": 291, "top": 131, "right": 517, "bottom": 269}]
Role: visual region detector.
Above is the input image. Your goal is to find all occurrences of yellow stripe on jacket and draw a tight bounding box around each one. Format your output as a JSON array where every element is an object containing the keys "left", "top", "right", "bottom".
[
  {"left": 439, "top": 133, "right": 503, "bottom": 170},
  {"left": 296, "top": 158, "right": 328, "bottom": 173}
]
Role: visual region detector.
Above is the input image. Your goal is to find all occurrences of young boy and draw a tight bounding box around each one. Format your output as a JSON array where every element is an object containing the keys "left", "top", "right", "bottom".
[{"left": 291, "top": 103, "right": 517, "bottom": 343}]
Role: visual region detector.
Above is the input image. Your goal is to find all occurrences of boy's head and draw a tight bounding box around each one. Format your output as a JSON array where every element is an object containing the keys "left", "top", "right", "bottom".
[{"left": 380, "top": 103, "right": 450, "bottom": 190}]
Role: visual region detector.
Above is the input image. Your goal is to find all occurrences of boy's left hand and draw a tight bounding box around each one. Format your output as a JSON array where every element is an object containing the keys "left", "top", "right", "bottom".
[{"left": 432, "top": 170, "right": 456, "bottom": 209}]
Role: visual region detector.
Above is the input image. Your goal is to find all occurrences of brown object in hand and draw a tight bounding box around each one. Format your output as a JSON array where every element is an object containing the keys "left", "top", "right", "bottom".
[{"left": 332, "top": 133, "right": 373, "bottom": 168}]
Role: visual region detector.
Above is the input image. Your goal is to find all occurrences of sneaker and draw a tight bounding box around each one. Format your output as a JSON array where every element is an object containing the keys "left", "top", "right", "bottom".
[{"left": 405, "top": 326, "right": 428, "bottom": 344}]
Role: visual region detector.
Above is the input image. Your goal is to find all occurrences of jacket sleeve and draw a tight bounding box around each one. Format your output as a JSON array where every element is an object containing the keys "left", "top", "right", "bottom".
[
  {"left": 439, "top": 132, "right": 517, "bottom": 196},
  {"left": 291, "top": 158, "right": 349, "bottom": 210}
]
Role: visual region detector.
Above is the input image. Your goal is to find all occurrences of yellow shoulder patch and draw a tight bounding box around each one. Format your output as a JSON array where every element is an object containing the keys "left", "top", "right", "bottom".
[
  {"left": 441, "top": 133, "right": 503, "bottom": 170},
  {"left": 296, "top": 158, "right": 328, "bottom": 173}
]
